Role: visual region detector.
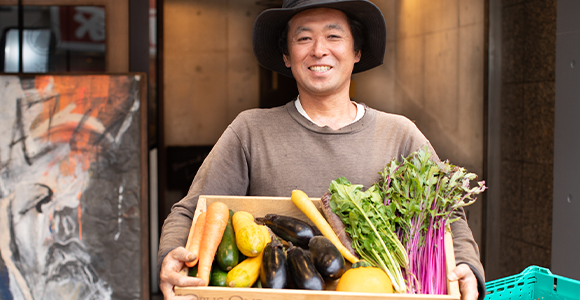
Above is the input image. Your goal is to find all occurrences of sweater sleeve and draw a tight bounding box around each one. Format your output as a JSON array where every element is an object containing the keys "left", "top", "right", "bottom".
[
  {"left": 156, "top": 125, "right": 250, "bottom": 281},
  {"left": 451, "top": 207, "right": 486, "bottom": 299}
]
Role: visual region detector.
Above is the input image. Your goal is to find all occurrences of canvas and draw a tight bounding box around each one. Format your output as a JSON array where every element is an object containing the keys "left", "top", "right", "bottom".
[{"left": 0, "top": 74, "right": 148, "bottom": 300}]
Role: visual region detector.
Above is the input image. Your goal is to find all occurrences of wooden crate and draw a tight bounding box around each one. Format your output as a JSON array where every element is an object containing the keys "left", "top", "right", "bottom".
[{"left": 175, "top": 195, "right": 461, "bottom": 300}]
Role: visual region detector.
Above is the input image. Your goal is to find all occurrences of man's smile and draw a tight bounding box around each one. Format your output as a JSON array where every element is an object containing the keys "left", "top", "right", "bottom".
[{"left": 309, "top": 65, "right": 332, "bottom": 72}]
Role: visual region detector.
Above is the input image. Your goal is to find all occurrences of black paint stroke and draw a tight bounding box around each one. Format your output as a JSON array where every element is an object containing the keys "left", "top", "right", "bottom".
[
  {"left": 12, "top": 98, "right": 32, "bottom": 166},
  {"left": 4, "top": 90, "right": 59, "bottom": 171},
  {"left": 69, "top": 106, "right": 94, "bottom": 152},
  {"left": 18, "top": 183, "right": 54, "bottom": 215},
  {"left": 46, "top": 94, "right": 60, "bottom": 144}
]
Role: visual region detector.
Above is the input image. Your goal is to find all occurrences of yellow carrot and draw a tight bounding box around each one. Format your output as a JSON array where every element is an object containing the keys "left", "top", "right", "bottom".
[{"left": 291, "top": 189, "right": 359, "bottom": 264}]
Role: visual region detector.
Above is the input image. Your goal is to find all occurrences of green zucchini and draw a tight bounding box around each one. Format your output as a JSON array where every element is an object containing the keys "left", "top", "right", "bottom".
[
  {"left": 252, "top": 278, "right": 263, "bottom": 288},
  {"left": 209, "top": 264, "right": 228, "bottom": 287},
  {"left": 239, "top": 248, "right": 247, "bottom": 261},
  {"left": 188, "top": 265, "right": 198, "bottom": 277},
  {"left": 216, "top": 209, "right": 239, "bottom": 271}
]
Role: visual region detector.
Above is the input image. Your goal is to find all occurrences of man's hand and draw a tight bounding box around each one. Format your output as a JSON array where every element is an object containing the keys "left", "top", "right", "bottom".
[
  {"left": 159, "top": 247, "right": 206, "bottom": 299},
  {"left": 448, "top": 264, "right": 479, "bottom": 300}
]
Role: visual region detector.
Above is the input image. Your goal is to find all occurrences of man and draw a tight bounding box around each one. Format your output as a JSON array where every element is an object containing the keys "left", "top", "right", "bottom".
[{"left": 158, "top": 1, "right": 485, "bottom": 299}]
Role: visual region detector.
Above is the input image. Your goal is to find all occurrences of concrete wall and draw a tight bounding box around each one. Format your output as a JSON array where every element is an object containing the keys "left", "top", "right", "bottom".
[
  {"left": 354, "top": 0, "right": 486, "bottom": 248},
  {"left": 164, "top": 0, "right": 262, "bottom": 146}
]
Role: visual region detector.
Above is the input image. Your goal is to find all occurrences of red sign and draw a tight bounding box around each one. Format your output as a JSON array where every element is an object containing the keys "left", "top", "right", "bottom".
[{"left": 55, "top": 6, "right": 105, "bottom": 51}]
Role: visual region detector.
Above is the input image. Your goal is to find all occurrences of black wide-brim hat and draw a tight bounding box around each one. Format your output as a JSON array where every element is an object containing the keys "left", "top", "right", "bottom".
[{"left": 253, "top": 0, "right": 387, "bottom": 78}]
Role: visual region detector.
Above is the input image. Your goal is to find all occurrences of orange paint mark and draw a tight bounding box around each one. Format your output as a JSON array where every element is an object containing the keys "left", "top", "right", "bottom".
[
  {"left": 80, "top": 156, "right": 90, "bottom": 172},
  {"left": 25, "top": 75, "right": 139, "bottom": 244},
  {"left": 31, "top": 75, "right": 135, "bottom": 158},
  {"left": 35, "top": 75, "right": 51, "bottom": 91},
  {"left": 59, "top": 157, "right": 76, "bottom": 177},
  {"left": 31, "top": 76, "right": 59, "bottom": 132}
]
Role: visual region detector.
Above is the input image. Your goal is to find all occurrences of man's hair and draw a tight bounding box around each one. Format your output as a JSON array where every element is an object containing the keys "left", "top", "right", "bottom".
[{"left": 278, "top": 11, "right": 365, "bottom": 56}]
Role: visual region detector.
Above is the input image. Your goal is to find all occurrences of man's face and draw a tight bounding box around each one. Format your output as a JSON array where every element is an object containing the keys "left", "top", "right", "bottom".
[{"left": 283, "top": 8, "right": 361, "bottom": 98}]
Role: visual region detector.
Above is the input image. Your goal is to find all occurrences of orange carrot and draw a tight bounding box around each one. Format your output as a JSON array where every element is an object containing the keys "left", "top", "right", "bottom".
[
  {"left": 185, "top": 211, "right": 206, "bottom": 267},
  {"left": 196, "top": 201, "right": 230, "bottom": 286}
]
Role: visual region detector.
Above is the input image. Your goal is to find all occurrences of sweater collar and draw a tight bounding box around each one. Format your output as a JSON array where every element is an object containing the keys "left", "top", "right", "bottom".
[
  {"left": 294, "top": 96, "right": 365, "bottom": 126},
  {"left": 285, "top": 98, "right": 375, "bottom": 134}
]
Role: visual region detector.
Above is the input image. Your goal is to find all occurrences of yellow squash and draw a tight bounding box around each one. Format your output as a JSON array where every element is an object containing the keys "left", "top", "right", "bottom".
[
  {"left": 226, "top": 225, "right": 270, "bottom": 287},
  {"left": 232, "top": 211, "right": 267, "bottom": 257}
]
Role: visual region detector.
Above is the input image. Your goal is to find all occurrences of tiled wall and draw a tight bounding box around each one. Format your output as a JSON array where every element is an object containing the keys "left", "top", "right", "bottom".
[{"left": 498, "top": 0, "right": 556, "bottom": 279}]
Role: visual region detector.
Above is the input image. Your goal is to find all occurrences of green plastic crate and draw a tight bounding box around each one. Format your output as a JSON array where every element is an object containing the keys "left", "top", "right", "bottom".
[{"left": 485, "top": 266, "right": 580, "bottom": 300}]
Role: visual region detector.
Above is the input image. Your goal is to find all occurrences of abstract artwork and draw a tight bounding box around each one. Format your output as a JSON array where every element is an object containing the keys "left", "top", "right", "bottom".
[{"left": 0, "top": 74, "right": 148, "bottom": 300}]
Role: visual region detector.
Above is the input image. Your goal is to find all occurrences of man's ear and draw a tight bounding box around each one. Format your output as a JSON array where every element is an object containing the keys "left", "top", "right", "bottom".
[
  {"left": 283, "top": 54, "right": 291, "bottom": 68},
  {"left": 354, "top": 50, "right": 361, "bottom": 63}
]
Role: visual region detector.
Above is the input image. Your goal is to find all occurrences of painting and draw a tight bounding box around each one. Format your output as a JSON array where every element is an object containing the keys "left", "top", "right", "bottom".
[{"left": 0, "top": 74, "right": 148, "bottom": 300}]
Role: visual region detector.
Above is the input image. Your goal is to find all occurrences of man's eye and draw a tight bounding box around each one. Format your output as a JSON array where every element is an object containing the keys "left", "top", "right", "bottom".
[{"left": 297, "top": 36, "right": 310, "bottom": 41}]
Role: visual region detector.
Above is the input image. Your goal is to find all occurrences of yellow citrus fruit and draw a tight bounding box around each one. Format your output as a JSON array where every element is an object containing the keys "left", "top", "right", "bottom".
[{"left": 335, "top": 266, "right": 394, "bottom": 294}]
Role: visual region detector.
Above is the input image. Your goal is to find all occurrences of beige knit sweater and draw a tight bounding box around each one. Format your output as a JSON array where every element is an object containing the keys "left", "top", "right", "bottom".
[{"left": 158, "top": 100, "right": 485, "bottom": 294}]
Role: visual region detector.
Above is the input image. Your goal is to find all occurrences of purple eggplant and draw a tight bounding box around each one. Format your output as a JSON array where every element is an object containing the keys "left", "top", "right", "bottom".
[
  {"left": 260, "top": 229, "right": 288, "bottom": 289},
  {"left": 256, "top": 214, "right": 316, "bottom": 248},
  {"left": 308, "top": 236, "right": 345, "bottom": 281},
  {"left": 286, "top": 244, "right": 325, "bottom": 290}
]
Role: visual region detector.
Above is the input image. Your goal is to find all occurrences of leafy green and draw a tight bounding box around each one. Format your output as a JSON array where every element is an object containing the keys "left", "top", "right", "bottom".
[
  {"left": 329, "top": 178, "right": 408, "bottom": 292},
  {"left": 377, "top": 145, "right": 487, "bottom": 294},
  {"left": 328, "top": 145, "right": 487, "bottom": 294}
]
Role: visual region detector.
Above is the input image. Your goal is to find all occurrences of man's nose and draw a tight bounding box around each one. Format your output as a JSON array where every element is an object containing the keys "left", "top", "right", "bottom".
[{"left": 311, "top": 37, "right": 329, "bottom": 58}]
